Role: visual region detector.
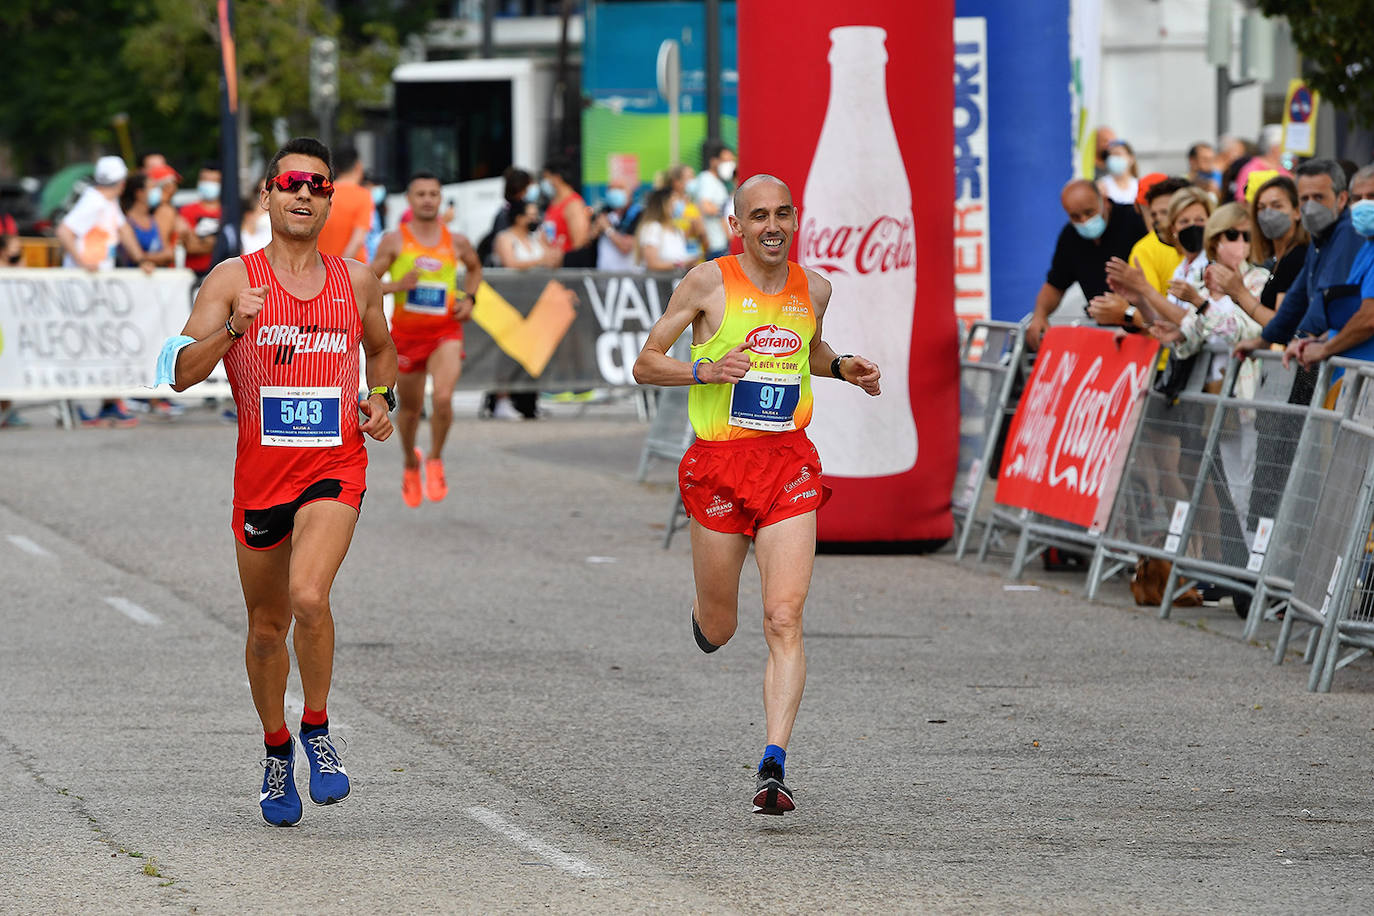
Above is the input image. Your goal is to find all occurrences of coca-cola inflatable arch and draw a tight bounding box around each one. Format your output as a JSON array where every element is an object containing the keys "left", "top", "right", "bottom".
[{"left": 738, "top": 0, "right": 957, "bottom": 545}]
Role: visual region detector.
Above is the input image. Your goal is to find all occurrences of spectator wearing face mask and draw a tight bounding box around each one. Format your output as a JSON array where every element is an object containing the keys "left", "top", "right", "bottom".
[
  {"left": 1024, "top": 178, "right": 1146, "bottom": 348},
  {"left": 178, "top": 162, "right": 223, "bottom": 276},
  {"left": 594, "top": 180, "right": 641, "bottom": 272},
  {"left": 635, "top": 187, "right": 694, "bottom": 273},
  {"left": 1286, "top": 164, "right": 1374, "bottom": 369},
  {"left": 118, "top": 171, "right": 175, "bottom": 267},
  {"left": 493, "top": 201, "right": 561, "bottom": 270},
  {"left": 1187, "top": 142, "right": 1221, "bottom": 195},
  {"left": 1234, "top": 158, "right": 1363, "bottom": 362},
  {"left": 1087, "top": 174, "right": 1189, "bottom": 327},
  {"left": 666, "top": 164, "right": 708, "bottom": 262},
  {"left": 1097, "top": 139, "right": 1139, "bottom": 206},
  {"left": 1208, "top": 174, "right": 1308, "bottom": 329},
  {"left": 694, "top": 141, "right": 736, "bottom": 260},
  {"left": 1103, "top": 186, "right": 1214, "bottom": 333}
]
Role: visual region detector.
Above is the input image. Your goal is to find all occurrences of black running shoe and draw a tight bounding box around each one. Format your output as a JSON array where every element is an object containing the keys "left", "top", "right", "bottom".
[{"left": 752, "top": 758, "right": 795, "bottom": 816}]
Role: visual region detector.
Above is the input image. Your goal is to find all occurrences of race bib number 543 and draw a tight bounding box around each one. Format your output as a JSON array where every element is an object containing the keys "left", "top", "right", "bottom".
[{"left": 260, "top": 386, "right": 342, "bottom": 447}]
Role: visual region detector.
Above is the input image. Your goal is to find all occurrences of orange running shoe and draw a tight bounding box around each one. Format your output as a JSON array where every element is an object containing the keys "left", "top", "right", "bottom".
[
  {"left": 402, "top": 447, "right": 424, "bottom": 507},
  {"left": 425, "top": 455, "right": 448, "bottom": 502}
]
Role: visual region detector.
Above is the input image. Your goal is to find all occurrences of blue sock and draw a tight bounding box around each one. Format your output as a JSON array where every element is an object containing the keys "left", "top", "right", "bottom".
[{"left": 761, "top": 744, "right": 786, "bottom": 776}]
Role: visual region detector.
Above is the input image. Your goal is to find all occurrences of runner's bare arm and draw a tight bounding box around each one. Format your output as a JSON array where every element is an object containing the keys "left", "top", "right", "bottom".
[
  {"left": 169, "top": 258, "right": 256, "bottom": 391},
  {"left": 351, "top": 262, "right": 397, "bottom": 441},
  {"left": 370, "top": 231, "right": 417, "bottom": 296},
  {"left": 453, "top": 232, "right": 482, "bottom": 319},
  {"left": 633, "top": 261, "right": 749, "bottom": 386},
  {"left": 803, "top": 268, "right": 881, "bottom": 396}
]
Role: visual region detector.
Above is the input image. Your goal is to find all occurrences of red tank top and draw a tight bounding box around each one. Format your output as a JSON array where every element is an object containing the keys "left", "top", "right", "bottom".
[{"left": 225, "top": 250, "right": 367, "bottom": 509}]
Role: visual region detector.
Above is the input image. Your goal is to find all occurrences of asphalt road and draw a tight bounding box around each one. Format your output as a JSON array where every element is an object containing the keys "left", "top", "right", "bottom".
[{"left": 1, "top": 397, "right": 1372, "bottom": 914}]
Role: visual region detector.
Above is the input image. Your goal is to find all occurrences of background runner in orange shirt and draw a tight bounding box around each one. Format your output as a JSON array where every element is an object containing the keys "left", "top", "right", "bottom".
[
  {"left": 633, "top": 175, "right": 881, "bottom": 816},
  {"left": 370, "top": 172, "right": 482, "bottom": 506}
]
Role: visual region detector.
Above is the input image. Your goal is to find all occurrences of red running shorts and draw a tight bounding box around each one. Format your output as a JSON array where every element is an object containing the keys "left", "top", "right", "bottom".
[
  {"left": 392, "top": 326, "right": 464, "bottom": 374},
  {"left": 678, "top": 429, "right": 832, "bottom": 537}
]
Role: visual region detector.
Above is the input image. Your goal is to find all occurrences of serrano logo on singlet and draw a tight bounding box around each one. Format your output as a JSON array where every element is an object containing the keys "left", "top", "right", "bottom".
[
  {"left": 255, "top": 324, "right": 349, "bottom": 366},
  {"left": 744, "top": 324, "right": 802, "bottom": 357},
  {"left": 414, "top": 256, "right": 443, "bottom": 272}
]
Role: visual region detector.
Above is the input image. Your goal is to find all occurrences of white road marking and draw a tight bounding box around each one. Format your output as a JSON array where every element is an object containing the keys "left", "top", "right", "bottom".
[
  {"left": 103, "top": 597, "right": 161, "bottom": 626},
  {"left": 465, "top": 805, "right": 603, "bottom": 878},
  {"left": 7, "top": 535, "right": 52, "bottom": 558}
]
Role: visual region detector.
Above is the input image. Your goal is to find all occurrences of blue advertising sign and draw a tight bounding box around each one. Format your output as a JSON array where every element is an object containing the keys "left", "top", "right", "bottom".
[{"left": 954, "top": 1, "right": 1072, "bottom": 324}]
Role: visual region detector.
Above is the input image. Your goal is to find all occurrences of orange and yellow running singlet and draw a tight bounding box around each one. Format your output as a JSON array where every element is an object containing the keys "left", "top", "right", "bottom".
[
  {"left": 388, "top": 223, "right": 464, "bottom": 338},
  {"left": 688, "top": 255, "right": 816, "bottom": 441}
]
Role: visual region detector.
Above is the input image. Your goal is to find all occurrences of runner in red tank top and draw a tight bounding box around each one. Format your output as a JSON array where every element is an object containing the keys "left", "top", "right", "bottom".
[
  {"left": 164, "top": 138, "right": 397, "bottom": 827},
  {"left": 633, "top": 174, "right": 882, "bottom": 816}
]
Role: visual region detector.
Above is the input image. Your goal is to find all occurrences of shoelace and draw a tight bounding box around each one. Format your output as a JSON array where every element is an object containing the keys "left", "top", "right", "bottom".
[
  {"left": 260, "top": 756, "right": 290, "bottom": 799},
  {"left": 306, "top": 734, "right": 345, "bottom": 774}
]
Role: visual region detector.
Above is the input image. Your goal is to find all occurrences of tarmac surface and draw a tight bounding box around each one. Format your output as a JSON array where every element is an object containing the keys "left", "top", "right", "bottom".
[{"left": 1, "top": 396, "right": 1372, "bottom": 914}]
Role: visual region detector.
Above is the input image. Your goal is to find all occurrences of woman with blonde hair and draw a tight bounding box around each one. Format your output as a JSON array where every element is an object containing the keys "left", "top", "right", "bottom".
[{"left": 1107, "top": 186, "right": 1214, "bottom": 328}]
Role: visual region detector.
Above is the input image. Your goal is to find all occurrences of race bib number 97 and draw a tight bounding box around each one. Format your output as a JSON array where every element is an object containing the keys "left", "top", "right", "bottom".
[
  {"left": 260, "top": 386, "right": 342, "bottom": 447},
  {"left": 728, "top": 371, "right": 800, "bottom": 431}
]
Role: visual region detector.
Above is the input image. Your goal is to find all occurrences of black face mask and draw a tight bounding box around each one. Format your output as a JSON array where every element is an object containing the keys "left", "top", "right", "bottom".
[{"left": 1177, "top": 224, "right": 1205, "bottom": 254}]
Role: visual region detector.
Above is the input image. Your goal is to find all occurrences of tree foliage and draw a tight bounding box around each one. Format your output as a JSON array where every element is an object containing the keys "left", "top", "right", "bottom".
[
  {"left": 1, "top": 0, "right": 447, "bottom": 176},
  {"left": 1257, "top": 0, "right": 1374, "bottom": 128}
]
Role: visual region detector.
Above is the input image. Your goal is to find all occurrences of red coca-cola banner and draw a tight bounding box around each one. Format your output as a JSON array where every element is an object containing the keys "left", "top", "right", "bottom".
[
  {"left": 737, "top": 0, "right": 956, "bottom": 544},
  {"left": 995, "top": 328, "right": 1159, "bottom": 530}
]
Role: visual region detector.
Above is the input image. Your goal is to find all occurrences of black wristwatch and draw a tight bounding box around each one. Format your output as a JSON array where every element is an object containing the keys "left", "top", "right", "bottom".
[
  {"left": 369, "top": 385, "right": 397, "bottom": 411},
  {"left": 830, "top": 354, "right": 853, "bottom": 380}
]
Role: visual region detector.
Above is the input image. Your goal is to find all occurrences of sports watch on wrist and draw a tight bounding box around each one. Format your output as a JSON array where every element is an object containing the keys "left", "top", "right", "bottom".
[{"left": 369, "top": 385, "right": 397, "bottom": 411}]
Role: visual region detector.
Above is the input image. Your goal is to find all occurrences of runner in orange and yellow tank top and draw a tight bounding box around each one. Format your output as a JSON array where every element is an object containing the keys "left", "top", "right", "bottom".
[
  {"left": 370, "top": 171, "right": 482, "bottom": 507},
  {"left": 633, "top": 174, "right": 883, "bottom": 817}
]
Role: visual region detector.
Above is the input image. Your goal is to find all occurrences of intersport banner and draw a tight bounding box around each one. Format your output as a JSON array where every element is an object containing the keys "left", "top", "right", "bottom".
[
  {"left": 995, "top": 327, "right": 1158, "bottom": 530},
  {"left": 737, "top": 0, "right": 957, "bottom": 544}
]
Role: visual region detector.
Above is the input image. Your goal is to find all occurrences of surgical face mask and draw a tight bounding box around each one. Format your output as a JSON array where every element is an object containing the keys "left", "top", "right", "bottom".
[
  {"left": 717, "top": 160, "right": 736, "bottom": 181},
  {"left": 1256, "top": 208, "right": 1292, "bottom": 240},
  {"left": 147, "top": 186, "right": 162, "bottom": 209},
  {"left": 1176, "top": 224, "right": 1205, "bottom": 254},
  {"left": 371, "top": 185, "right": 386, "bottom": 205},
  {"left": 1106, "top": 154, "right": 1130, "bottom": 177},
  {"left": 197, "top": 180, "right": 220, "bottom": 201},
  {"left": 1207, "top": 170, "right": 1223, "bottom": 186},
  {"left": 1351, "top": 200, "right": 1374, "bottom": 238},
  {"left": 540, "top": 179, "right": 555, "bottom": 198},
  {"left": 671, "top": 198, "right": 686, "bottom": 220},
  {"left": 1300, "top": 199, "right": 1338, "bottom": 236},
  {"left": 523, "top": 184, "right": 541, "bottom": 203},
  {"left": 1072, "top": 213, "right": 1106, "bottom": 240},
  {"left": 605, "top": 187, "right": 628, "bottom": 210}
]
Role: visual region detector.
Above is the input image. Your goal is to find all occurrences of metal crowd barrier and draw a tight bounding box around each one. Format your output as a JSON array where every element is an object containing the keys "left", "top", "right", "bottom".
[
  {"left": 951, "top": 320, "right": 1024, "bottom": 559},
  {"left": 1276, "top": 360, "right": 1374, "bottom": 691}
]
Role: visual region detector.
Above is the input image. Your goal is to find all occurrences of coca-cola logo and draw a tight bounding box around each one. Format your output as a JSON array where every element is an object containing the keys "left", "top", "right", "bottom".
[
  {"left": 744, "top": 324, "right": 802, "bottom": 356},
  {"left": 801, "top": 215, "right": 915, "bottom": 276},
  {"left": 415, "top": 256, "right": 443, "bottom": 272}
]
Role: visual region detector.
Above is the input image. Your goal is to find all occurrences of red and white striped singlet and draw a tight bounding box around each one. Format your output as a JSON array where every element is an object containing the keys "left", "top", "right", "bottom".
[{"left": 225, "top": 249, "right": 367, "bottom": 509}]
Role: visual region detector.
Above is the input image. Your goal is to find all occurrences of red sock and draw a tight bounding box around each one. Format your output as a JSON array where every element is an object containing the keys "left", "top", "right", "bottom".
[
  {"left": 301, "top": 704, "right": 328, "bottom": 728},
  {"left": 264, "top": 724, "right": 291, "bottom": 747}
]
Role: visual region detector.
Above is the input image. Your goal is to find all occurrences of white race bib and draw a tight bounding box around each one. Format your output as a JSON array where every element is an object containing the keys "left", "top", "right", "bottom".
[
  {"left": 403, "top": 281, "right": 449, "bottom": 315},
  {"left": 727, "top": 370, "right": 801, "bottom": 432}
]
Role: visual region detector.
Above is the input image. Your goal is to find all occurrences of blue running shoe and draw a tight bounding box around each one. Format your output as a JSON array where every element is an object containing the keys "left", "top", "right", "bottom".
[
  {"left": 300, "top": 729, "right": 350, "bottom": 805},
  {"left": 259, "top": 742, "right": 302, "bottom": 827}
]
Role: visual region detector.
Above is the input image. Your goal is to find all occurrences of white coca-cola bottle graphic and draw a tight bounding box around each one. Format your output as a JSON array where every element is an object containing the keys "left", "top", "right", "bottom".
[{"left": 800, "top": 25, "right": 917, "bottom": 477}]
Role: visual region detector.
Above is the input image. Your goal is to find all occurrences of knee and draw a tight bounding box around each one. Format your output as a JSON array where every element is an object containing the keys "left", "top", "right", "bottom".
[
  {"left": 430, "top": 395, "right": 453, "bottom": 421},
  {"left": 696, "top": 599, "right": 738, "bottom": 646},
  {"left": 397, "top": 397, "right": 422, "bottom": 420},
  {"left": 762, "top": 599, "right": 804, "bottom": 644},
  {"left": 290, "top": 583, "right": 331, "bottom": 628},
  {"left": 247, "top": 613, "right": 289, "bottom": 658}
]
